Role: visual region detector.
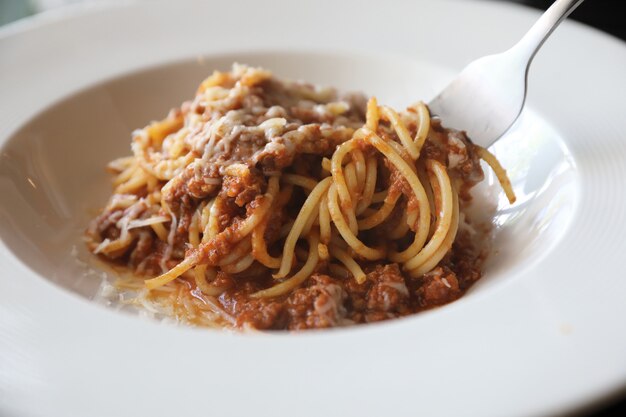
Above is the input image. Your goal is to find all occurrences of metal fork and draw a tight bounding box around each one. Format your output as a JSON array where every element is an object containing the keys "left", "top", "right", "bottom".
[{"left": 428, "top": 0, "right": 585, "bottom": 148}]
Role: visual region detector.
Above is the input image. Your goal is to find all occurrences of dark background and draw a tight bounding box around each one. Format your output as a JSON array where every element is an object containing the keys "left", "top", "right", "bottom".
[
  {"left": 502, "top": 2, "right": 625, "bottom": 416},
  {"left": 510, "top": 0, "right": 626, "bottom": 42}
]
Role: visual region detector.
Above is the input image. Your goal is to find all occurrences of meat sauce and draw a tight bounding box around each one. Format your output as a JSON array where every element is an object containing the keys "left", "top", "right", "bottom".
[
  {"left": 213, "top": 232, "right": 482, "bottom": 330},
  {"left": 90, "top": 65, "right": 491, "bottom": 331}
]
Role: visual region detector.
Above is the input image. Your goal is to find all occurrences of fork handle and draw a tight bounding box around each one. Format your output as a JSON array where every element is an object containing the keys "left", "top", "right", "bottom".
[{"left": 512, "top": 0, "right": 585, "bottom": 64}]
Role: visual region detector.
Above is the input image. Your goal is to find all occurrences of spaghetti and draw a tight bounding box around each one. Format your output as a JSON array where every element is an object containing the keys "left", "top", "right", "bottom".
[{"left": 87, "top": 65, "right": 515, "bottom": 330}]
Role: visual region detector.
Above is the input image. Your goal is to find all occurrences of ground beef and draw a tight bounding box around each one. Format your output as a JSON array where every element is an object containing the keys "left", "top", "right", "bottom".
[
  {"left": 221, "top": 165, "right": 266, "bottom": 207},
  {"left": 216, "top": 264, "right": 437, "bottom": 329},
  {"left": 415, "top": 266, "right": 462, "bottom": 307},
  {"left": 285, "top": 274, "right": 348, "bottom": 330},
  {"left": 423, "top": 119, "right": 484, "bottom": 195},
  {"left": 363, "top": 264, "right": 410, "bottom": 322},
  {"left": 220, "top": 282, "right": 286, "bottom": 330}
]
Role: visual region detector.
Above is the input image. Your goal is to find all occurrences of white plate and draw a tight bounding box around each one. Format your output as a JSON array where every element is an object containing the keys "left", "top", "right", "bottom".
[{"left": 1, "top": 1, "right": 626, "bottom": 416}]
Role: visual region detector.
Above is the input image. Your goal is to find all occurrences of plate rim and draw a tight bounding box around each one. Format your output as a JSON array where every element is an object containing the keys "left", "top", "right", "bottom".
[{"left": 2, "top": 1, "right": 626, "bottom": 417}]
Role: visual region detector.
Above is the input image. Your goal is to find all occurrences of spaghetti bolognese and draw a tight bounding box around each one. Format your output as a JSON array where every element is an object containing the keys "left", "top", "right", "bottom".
[{"left": 87, "top": 64, "right": 515, "bottom": 330}]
